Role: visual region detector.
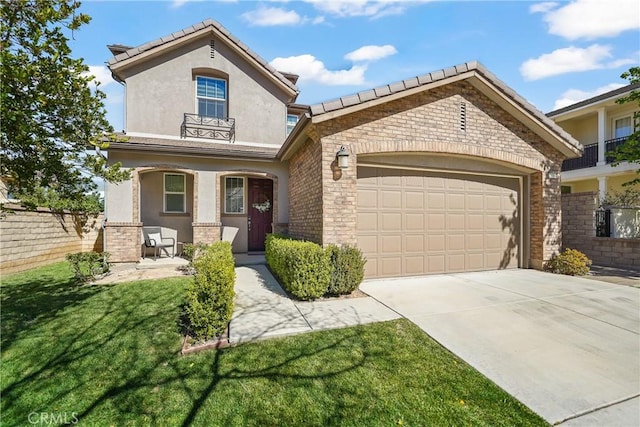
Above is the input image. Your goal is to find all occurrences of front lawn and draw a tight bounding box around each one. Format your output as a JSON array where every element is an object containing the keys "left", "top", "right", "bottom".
[{"left": 1, "top": 263, "right": 547, "bottom": 426}]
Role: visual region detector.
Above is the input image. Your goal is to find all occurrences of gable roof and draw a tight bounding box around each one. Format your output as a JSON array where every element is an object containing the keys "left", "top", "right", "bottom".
[
  {"left": 107, "top": 19, "right": 298, "bottom": 98},
  {"left": 546, "top": 82, "right": 640, "bottom": 118},
  {"left": 285, "top": 61, "right": 580, "bottom": 159}
]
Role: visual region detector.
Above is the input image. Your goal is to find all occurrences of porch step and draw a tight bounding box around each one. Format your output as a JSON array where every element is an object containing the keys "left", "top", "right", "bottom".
[{"left": 137, "top": 257, "right": 189, "bottom": 270}]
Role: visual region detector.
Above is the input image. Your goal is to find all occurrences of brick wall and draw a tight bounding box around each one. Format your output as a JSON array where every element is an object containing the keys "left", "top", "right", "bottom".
[
  {"left": 288, "top": 136, "right": 323, "bottom": 243},
  {"left": 562, "top": 192, "right": 640, "bottom": 268},
  {"left": 0, "top": 205, "right": 104, "bottom": 275},
  {"left": 309, "top": 81, "right": 564, "bottom": 267}
]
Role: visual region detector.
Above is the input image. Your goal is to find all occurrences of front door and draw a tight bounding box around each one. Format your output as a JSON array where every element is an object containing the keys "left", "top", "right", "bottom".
[{"left": 247, "top": 178, "right": 273, "bottom": 251}]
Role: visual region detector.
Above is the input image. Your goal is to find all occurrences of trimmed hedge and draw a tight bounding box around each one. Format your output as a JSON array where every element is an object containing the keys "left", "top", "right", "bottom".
[
  {"left": 326, "top": 244, "right": 366, "bottom": 295},
  {"left": 266, "top": 234, "right": 366, "bottom": 300},
  {"left": 266, "top": 234, "right": 330, "bottom": 300},
  {"left": 185, "top": 241, "right": 235, "bottom": 341},
  {"left": 544, "top": 248, "right": 592, "bottom": 276}
]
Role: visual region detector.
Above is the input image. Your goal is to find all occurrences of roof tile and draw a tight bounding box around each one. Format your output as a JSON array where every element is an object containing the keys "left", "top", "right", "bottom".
[
  {"left": 374, "top": 86, "right": 391, "bottom": 97},
  {"left": 322, "top": 100, "right": 344, "bottom": 112},
  {"left": 389, "top": 81, "right": 406, "bottom": 93},
  {"left": 416, "top": 73, "right": 433, "bottom": 85},
  {"left": 403, "top": 77, "right": 419, "bottom": 89},
  {"left": 340, "top": 94, "right": 361, "bottom": 107},
  {"left": 310, "top": 104, "right": 326, "bottom": 115},
  {"left": 430, "top": 70, "right": 445, "bottom": 81},
  {"left": 358, "top": 89, "right": 377, "bottom": 102}
]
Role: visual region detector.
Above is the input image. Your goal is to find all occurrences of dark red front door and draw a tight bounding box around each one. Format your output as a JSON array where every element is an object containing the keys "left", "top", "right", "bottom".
[{"left": 247, "top": 178, "right": 273, "bottom": 251}]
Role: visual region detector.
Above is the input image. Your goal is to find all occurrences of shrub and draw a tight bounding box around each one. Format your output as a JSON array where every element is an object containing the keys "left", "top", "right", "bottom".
[
  {"left": 265, "top": 234, "right": 329, "bottom": 300},
  {"left": 326, "top": 244, "right": 366, "bottom": 295},
  {"left": 185, "top": 241, "right": 235, "bottom": 341},
  {"left": 544, "top": 248, "right": 592, "bottom": 276},
  {"left": 66, "top": 251, "right": 110, "bottom": 282},
  {"left": 182, "top": 242, "right": 208, "bottom": 262}
]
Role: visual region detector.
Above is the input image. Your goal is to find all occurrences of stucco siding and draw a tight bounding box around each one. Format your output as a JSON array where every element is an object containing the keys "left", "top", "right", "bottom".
[{"left": 122, "top": 34, "right": 290, "bottom": 145}]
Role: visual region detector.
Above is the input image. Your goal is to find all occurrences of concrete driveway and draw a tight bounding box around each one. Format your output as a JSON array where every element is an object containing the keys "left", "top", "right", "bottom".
[{"left": 360, "top": 269, "right": 640, "bottom": 426}]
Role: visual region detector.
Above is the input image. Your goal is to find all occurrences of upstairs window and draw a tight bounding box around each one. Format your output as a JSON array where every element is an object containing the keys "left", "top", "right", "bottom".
[
  {"left": 286, "top": 114, "right": 299, "bottom": 136},
  {"left": 164, "top": 173, "right": 185, "bottom": 213},
  {"left": 613, "top": 116, "right": 632, "bottom": 139},
  {"left": 197, "top": 76, "right": 227, "bottom": 118}
]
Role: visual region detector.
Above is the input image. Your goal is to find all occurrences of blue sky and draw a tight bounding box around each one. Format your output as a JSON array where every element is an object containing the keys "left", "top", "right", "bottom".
[{"left": 71, "top": 0, "right": 639, "bottom": 132}]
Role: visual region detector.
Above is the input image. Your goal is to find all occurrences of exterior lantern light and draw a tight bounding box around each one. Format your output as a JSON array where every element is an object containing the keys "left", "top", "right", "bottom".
[{"left": 336, "top": 145, "right": 349, "bottom": 169}]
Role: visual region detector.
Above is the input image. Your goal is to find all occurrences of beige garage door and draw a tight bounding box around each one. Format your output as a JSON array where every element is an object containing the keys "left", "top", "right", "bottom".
[{"left": 357, "top": 166, "right": 520, "bottom": 278}]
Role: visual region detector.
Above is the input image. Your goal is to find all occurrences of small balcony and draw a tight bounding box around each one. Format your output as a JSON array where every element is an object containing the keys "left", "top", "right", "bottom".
[
  {"left": 181, "top": 113, "right": 235, "bottom": 143},
  {"left": 561, "top": 136, "right": 629, "bottom": 172}
]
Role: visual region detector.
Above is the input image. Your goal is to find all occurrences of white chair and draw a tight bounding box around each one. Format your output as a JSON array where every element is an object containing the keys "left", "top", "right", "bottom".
[{"left": 141, "top": 227, "right": 175, "bottom": 260}]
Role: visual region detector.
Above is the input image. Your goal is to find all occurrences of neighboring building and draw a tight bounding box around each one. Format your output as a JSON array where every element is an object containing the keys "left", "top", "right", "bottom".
[
  {"left": 547, "top": 83, "right": 640, "bottom": 200},
  {"left": 104, "top": 19, "right": 581, "bottom": 279}
]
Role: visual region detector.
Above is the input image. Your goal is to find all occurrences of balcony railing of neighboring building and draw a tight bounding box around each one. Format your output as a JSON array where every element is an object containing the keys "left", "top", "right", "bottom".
[
  {"left": 561, "top": 143, "right": 598, "bottom": 171},
  {"left": 561, "top": 136, "right": 631, "bottom": 172},
  {"left": 604, "top": 136, "right": 629, "bottom": 164},
  {"left": 181, "top": 113, "right": 236, "bottom": 143}
]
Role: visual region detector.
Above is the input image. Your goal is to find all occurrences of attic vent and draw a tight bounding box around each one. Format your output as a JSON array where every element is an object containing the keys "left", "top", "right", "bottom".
[
  {"left": 459, "top": 101, "right": 467, "bottom": 131},
  {"left": 210, "top": 40, "right": 215, "bottom": 59}
]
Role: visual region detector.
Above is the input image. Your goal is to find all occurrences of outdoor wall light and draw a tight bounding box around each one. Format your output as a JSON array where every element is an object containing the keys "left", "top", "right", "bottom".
[{"left": 336, "top": 145, "right": 349, "bottom": 169}]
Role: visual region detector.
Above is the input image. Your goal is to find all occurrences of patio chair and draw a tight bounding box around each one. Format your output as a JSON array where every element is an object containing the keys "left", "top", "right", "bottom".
[{"left": 142, "top": 227, "right": 175, "bottom": 260}]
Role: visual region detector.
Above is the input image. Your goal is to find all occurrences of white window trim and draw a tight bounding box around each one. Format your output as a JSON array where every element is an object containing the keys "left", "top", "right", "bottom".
[
  {"left": 224, "top": 176, "right": 245, "bottom": 214},
  {"left": 195, "top": 75, "right": 227, "bottom": 118},
  {"left": 610, "top": 112, "right": 636, "bottom": 139},
  {"left": 163, "top": 173, "right": 186, "bottom": 213},
  {"left": 286, "top": 114, "right": 298, "bottom": 136}
]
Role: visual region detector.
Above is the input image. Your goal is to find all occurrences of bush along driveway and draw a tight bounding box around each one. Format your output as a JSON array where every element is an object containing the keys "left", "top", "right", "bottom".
[{"left": 0, "top": 262, "right": 547, "bottom": 426}]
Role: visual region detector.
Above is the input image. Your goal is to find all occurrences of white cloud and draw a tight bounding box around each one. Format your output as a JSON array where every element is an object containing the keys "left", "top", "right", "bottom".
[
  {"left": 82, "top": 65, "right": 115, "bottom": 89},
  {"left": 529, "top": 2, "right": 558, "bottom": 14},
  {"left": 536, "top": 0, "right": 640, "bottom": 40},
  {"left": 242, "top": 6, "right": 303, "bottom": 26},
  {"left": 552, "top": 83, "right": 626, "bottom": 110},
  {"left": 270, "top": 54, "right": 367, "bottom": 85},
  {"left": 344, "top": 45, "right": 397, "bottom": 62},
  {"left": 520, "top": 44, "right": 635, "bottom": 80},
  {"left": 304, "top": 0, "right": 429, "bottom": 19}
]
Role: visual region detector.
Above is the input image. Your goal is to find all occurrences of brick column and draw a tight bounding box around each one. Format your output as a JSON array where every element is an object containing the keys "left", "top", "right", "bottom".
[
  {"left": 192, "top": 222, "right": 222, "bottom": 244},
  {"left": 104, "top": 222, "right": 142, "bottom": 262}
]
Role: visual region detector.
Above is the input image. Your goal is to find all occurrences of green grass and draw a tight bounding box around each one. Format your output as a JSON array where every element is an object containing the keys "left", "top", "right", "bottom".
[{"left": 1, "top": 262, "right": 548, "bottom": 426}]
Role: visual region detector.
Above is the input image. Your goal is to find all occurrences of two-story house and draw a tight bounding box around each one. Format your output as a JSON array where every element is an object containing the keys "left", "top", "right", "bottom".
[
  {"left": 547, "top": 83, "right": 640, "bottom": 200},
  {"left": 104, "top": 19, "right": 581, "bottom": 279}
]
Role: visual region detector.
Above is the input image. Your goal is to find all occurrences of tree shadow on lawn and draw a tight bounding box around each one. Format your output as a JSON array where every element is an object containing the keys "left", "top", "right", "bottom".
[
  {"left": 2, "top": 273, "right": 369, "bottom": 426},
  {"left": 0, "top": 265, "right": 108, "bottom": 351}
]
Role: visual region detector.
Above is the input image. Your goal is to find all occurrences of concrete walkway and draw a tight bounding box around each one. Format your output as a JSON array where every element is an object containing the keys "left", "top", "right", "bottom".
[
  {"left": 229, "top": 265, "right": 400, "bottom": 343},
  {"left": 361, "top": 269, "right": 640, "bottom": 426}
]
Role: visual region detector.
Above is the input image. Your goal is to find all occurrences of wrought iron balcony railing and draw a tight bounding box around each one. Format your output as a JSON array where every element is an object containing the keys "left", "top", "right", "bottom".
[
  {"left": 561, "top": 136, "right": 631, "bottom": 171},
  {"left": 181, "top": 113, "right": 235, "bottom": 143},
  {"left": 605, "top": 136, "right": 628, "bottom": 164},
  {"left": 561, "top": 143, "right": 598, "bottom": 171}
]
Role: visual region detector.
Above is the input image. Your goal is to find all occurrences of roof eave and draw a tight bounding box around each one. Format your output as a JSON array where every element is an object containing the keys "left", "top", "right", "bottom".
[{"left": 108, "top": 22, "right": 298, "bottom": 100}]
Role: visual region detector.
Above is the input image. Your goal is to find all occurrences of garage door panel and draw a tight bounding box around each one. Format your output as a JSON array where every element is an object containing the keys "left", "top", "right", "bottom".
[
  {"left": 381, "top": 213, "right": 402, "bottom": 231},
  {"left": 404, "top": 256, "right": 425, "bottom": 275},
  {"left": 381, "top": 235, "right": 402, "bottom": 253},
  {"left": 405, "top": 191, "right": 425, "bottom": 209},
  {"left": 358, "top": 234, "right": 378, "bottom": 253},
  {"left": 358, "top": 189, "right": 378, "bottom": 208},
  {"left": 466, "top": 253, "right": 485, "bottom": 270},
  {"left": 448, "top": 234, "right": 465, "bottom": 251},
  {"left": 381, "top": 257, "right": 403, "bottom": 276},
  {"left": 381, "top": 190, "right": 402, "bottom": 208},
  {"left": 357, "top": 212, "right": 378, "bottom": 231},
  {"left": 447, "top": 193, "right": 466, "bottom": 210},
  {"left": 405, "top": 234, "right": 425, "bottom": 252},
  {"left": 357, "top": 167, "right": 520, "bottom": 278},
  {"left": 405, "top": 213, "right": 425, "bottom": 231},
  {"left": 427, "top": 193, "right": 446, "bottom": 209}
]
